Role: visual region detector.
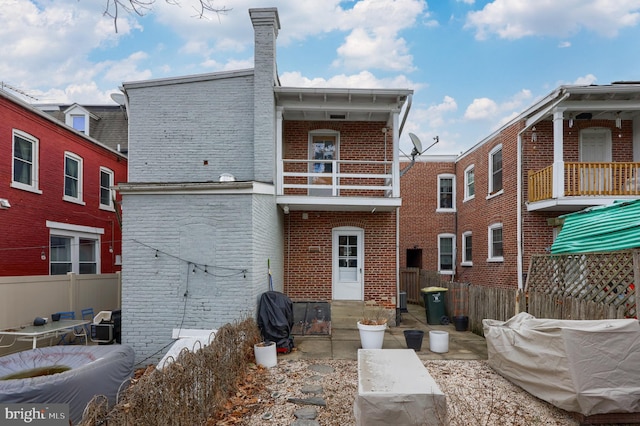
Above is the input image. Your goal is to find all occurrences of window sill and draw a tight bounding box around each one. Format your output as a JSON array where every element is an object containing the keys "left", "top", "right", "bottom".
[
  {"left": 460, "top": 261, "right": 473, "bottom": 267},
  {"left": 11, "top": 182, "right": 42, "bottom": 194},
  {"left": 486, "top": 189, "right": 504, "bottom": 200},
  {"left": 463, "top": 195, "right": 475, "bottom": 203},
  {"left": 435, "top": 208, "right": 456, "bottom": 213},
  {"left": 487, "top": 257, "right": 504, "bottom": 263},
  {"left": 438, "top": 270, "right": 454, "bottom": 275},
  {"left": 99, "top": 205, "right": 115, "bottom": 212},
  {"left": 63, "top": 196, "right": 86, "bottom": 206}
]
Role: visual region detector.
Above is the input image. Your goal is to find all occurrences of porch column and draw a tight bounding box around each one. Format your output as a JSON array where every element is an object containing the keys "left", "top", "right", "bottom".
[
  {"left": 276, "top": 107, "right": 283, "bottom": 195},
  {"left": 392, "top": 110, "right": 400, "bottom": 198},
  {"left": 552, "top": 109, "right": 565, "bottom": 198}
]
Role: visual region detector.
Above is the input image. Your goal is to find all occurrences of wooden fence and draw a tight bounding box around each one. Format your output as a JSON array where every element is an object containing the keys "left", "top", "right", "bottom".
[{"left": 400, "top": 250, "right": 638, "bottom": 336}]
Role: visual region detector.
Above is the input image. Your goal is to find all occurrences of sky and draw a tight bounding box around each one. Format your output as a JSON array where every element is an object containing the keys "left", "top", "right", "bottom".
[{"left": 2, "top": 0, "right": 640, "bottom": 156}]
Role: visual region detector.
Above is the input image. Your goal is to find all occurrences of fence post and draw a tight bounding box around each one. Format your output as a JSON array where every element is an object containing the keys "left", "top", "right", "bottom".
[{"left": 634, "top": 250, "right": 640, "bottom": 319}]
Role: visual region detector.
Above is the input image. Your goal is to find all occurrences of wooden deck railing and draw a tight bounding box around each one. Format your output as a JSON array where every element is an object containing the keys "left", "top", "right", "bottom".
[{"left": 528, "top": 162, "right": 640, "bottom": 202}]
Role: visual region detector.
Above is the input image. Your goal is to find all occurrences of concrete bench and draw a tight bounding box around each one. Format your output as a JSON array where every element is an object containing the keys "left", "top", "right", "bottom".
[{"left": 355, "top": 349, "right": 446, "bottom": 426}]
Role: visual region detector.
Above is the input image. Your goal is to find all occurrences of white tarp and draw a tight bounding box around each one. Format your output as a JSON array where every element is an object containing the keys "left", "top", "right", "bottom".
[{"left": 484, "top": 312, "right": 640, "bottom": 416}]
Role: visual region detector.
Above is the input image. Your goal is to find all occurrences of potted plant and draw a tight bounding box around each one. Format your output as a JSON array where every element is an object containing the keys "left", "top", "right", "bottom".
[{"left": 357, "top": 306, "right": 391, "bottom": 349}]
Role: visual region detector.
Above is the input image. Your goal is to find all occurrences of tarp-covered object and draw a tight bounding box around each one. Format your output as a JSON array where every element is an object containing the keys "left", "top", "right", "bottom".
[
  {"left": 0, "top": 345, "right": 135, "bottom": 425},
  {"left": 257, "top": 291, "right": 294, "bottom": 353},
  {"left": 484, "top": 313, "right": 640, "bottom": 416},
  {"left": 551, "top": 199, "right": 640, "bottom": 254}
]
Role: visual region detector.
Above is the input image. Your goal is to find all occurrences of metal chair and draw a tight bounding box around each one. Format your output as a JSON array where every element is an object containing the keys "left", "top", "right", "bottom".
[
  {"left": 78, "top": 308, "right": 95, "bottom": 344},
  {"left": 55, "top": 311, "right": 76, "bottom": 345}
]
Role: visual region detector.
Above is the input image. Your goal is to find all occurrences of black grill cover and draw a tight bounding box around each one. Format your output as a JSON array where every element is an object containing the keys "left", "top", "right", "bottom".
[{"left": 257, "top": 291, "right": 294, "bottom": 353}]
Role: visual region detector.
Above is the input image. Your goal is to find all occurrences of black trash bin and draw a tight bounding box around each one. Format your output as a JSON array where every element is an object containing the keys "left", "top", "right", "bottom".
[{"left": 421, "top": 287, "right": 449, "bottom": 325}]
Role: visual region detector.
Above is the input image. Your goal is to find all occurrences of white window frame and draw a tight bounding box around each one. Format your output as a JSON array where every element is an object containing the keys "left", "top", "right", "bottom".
[
  {"left": 487, "top": 144, "right": 503, "bottom": 199},
  {"left": 99, "top": 167, "right": 115, "bottom": 211},
  {"left": 461, "top": 231, "right": 472, "bottom": 266},
  {"left": 463, "top": 164, "right": 475, "bottom": 202},
  {"left": 64, "top": 105, "right": 90, "bottom": 135},
  {"left": 436, "top": 173, "right": 456, "bottom": 212},
  {"left": 11, "top": 129, "right": 42, "bottom": 194},
  {"left": 438, "top": 233, "right": 455, "bottom": 275},
  {"left": 488, "top": 223, "right": 504, "bottom": 262},
  {"left": 46, "top": 221, "right": 104, "bottom": 275},
  {"left": 63, "top": 152, "right": 85, "bottom": 205}
]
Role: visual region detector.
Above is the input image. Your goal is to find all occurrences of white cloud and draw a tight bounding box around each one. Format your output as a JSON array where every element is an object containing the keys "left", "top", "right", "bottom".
[
  {"left": 464, "top": 97, "right": 498, "bottom": 120},
  {"left": 465, "top": 0, "right": 640, "bottom": 40},
  {"left": 558, "top": 41, "right": 571, "bottom": 48},
  {"left": 572, "top": 74, "right": 598, "bottom": 85},
  {"left": 280, "top": 70, "right": 419, "bottom": 90}
]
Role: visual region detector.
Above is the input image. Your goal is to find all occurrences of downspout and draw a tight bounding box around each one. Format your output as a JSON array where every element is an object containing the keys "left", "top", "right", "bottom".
[
  {"left": 515, "top": 92, "right": 570, "bottom": 311},
  {"left": 394, "top": 96, "right": 411, "bottom": 313}
]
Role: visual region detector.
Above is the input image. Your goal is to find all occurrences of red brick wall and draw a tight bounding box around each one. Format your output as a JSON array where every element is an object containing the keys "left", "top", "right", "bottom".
[
  {"left": 0, "top": 97, "right": 127, "bottom": 276},
  {"left": 283, "top": 210, "right": 397, "bottom": 309},
  {"left": 399, "top": 159, "right": 456, "bottom": 272}
]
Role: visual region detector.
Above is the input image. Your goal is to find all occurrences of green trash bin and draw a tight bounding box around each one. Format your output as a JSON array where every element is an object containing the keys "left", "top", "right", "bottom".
[{"left": 421, "top": 287, "right": 449, "bottom": 325}]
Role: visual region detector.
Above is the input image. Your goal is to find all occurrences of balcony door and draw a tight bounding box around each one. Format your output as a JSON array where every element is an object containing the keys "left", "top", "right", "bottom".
[
  {"left": 309, "top": 133, "right": 338, "bottom": 196},
  {"left": 579, "top": 128, "right": 612, "bottom": 193},
  {"left": 332, "top": 227, "right": 364, "bottom": 300}
]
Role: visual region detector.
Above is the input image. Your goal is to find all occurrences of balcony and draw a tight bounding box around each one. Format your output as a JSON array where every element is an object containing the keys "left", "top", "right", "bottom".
[
  {"left": 276, "top": 159, "right": 400, "bottom": 212},
  {"left": 528, "top": 162, "right": 640, "bottom": 211}
]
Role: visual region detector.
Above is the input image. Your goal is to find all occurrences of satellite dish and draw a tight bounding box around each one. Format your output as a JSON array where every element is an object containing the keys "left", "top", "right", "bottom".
[
  {"left": 110, "top": 93, "right": 126, "bottom": 106},
  {"left": 409, "top": 133, "right": 422, "bottom": 156}
]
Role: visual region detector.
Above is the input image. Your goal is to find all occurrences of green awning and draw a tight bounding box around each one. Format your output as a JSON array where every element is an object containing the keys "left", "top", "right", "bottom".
[{"left": 551, "top": 199, "right": 640, "bottom": 254}]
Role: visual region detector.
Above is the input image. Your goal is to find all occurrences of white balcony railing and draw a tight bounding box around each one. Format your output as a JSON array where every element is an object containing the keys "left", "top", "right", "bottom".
[{"left": 279, "top": 159, "right": 396, "bottom": 198}]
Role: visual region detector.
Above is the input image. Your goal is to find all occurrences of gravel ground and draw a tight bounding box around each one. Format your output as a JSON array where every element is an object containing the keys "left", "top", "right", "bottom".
[{"left": 241, "top": 359, "right": 580, "bottom": 426}]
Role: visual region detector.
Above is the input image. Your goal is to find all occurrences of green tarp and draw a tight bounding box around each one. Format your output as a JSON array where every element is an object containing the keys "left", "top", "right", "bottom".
[{"left": 551, "top": 199, "right": 640, "bottom": 254}]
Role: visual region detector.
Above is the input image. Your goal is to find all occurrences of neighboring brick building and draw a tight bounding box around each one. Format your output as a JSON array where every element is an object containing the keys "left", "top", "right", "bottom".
[
  {"left": 0, "top": 90, "right": 127, "bottom": 276},
  {"left": 400, "top": 83, "right": 640, "bottom": 291},
  {"left": 117, "top": 8, "right": 413, "bottom": 362}
]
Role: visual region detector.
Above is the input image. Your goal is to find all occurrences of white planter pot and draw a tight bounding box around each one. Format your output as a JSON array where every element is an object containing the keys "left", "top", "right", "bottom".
[
  {"left": 357, "top": 321, "right": 387, "bottom": 349},
  {"left": 254, "top": 341, "right": 277, "bottom": 368}
]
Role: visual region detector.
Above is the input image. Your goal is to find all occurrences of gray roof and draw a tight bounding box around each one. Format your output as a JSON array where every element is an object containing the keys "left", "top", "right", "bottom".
[{"left": 40, "top": 104, "right": 128, "bottom": 155}]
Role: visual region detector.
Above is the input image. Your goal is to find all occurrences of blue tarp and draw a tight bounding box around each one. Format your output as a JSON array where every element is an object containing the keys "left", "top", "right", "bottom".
[{"left": 551, "top": 199, "right": 640, "bottom": 254}]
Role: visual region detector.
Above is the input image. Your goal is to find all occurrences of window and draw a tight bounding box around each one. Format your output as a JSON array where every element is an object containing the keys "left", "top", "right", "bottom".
[
  {"left": 64, "top": 152, "right": 84, "bottom": 204},
  {"left": 464, "top": 165, "right": 475, "bottom": 201},
  {"left": 100, "top": 167, "right": 115, "bottom": 210},
  {"left": 461, "top": 232, "right": 472, "bottom": 266},
  {"left": 488, "top": 223, "right": 503, "bottom": 262},
  {"left": 437, "top": 174, "right": 455, "bottom": 211},
  {"left": 71, "top": 115, "right": 86, "bottom": 133},
  {"left": 47, "top": 221, "right": 103, "bottom": 275},
  {"left": 309, "top": 131, "right": 339, "bottom": 196},
  {"left": 438, "top": 234, "right": 455, "bottom": 274},
  {"left": 12, "top": 130, "right": 40, "bottom": 193},
  {"left": 488, "top": 145, "right": 503, "bottom": 196}
]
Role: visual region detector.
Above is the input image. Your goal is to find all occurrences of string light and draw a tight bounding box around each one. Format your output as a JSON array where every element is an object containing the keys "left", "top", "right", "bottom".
[{"left": 132, "top": 239, "right": 247, "bottom": 278}]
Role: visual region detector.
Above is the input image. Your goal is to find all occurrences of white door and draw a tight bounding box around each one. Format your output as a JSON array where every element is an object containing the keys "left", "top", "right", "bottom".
[
  {"left": 580, "top": 128, "right": 612, "bottom": 192},
  {"left": 332, "top": 227, "right": 363, "bottom": 300}
]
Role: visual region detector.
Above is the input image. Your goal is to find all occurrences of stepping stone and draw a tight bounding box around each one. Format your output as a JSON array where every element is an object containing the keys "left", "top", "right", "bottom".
[
  {"left": 291, "top": 420, "right": 320, "bottom": 426},
  {"left": 308, "top": 364, "right": 334, "bottom": 374},
  {"left": 287, "top": 397, "right": 327, "bottom": 407},
  {"left": 301, "top": 384, "right": 323, "bottom": 395},
  {"left": 294, "top": 407, "right": 318, "bottom": 420},
  {"left": 308, "top": 374, "right": 322, "bottom": 382}
]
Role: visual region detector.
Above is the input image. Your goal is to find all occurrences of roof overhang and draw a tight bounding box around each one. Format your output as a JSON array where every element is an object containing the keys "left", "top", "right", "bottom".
[{"left": 274, "top": 87, "right": 412, "bottom": 123}]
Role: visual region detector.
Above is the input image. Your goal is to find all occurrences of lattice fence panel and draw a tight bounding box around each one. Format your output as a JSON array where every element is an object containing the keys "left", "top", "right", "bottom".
[{"left": 526, "top": 251, "right": 636, "bottom": 319}]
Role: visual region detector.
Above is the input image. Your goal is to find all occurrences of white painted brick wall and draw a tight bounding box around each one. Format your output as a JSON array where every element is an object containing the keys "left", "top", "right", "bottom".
[
  {"left": 121, "top": 192, "right": 283, "bottom": 363},
  {"left": 126, "top": 74, "right": 255, "bottom": 183}
]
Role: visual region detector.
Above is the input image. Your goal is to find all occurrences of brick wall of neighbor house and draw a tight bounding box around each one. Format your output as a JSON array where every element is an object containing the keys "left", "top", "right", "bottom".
[
  {"left": 125, "top": 73, "right": 255, "bottom": 184},
  {"left": 283, "top": 211, "right": 397, "bottom": 309},
  {"left": 0, "top": 95, "right": 127, "bottom": 276},
  {"left": 121, "top": 192, "right": 282, "bottom": 362},
  {"left": 455, "top": 123, "right": 521, "bottom": 289},
  {"left": 399, "top": 159, "right": 456, "bottom": 272}
]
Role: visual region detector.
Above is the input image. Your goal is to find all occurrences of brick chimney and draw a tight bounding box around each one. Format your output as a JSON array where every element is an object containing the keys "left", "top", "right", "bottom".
[{"left": 249, "top": 8, "right": 280, "bottom": 183}]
